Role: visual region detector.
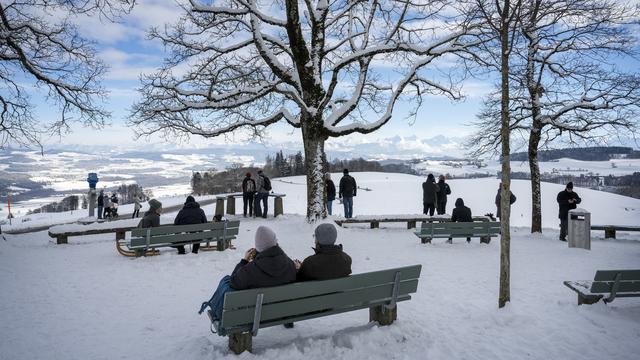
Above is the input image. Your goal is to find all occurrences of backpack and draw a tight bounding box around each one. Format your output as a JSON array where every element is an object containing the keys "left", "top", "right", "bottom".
[{"left": 262, "top": 176, "right": 272, "bottom": 191}]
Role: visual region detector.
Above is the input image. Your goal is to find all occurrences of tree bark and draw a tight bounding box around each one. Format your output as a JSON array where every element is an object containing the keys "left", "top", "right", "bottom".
[
  {"left": 499, "top": 0, "right": 513, "bottom": 309},
  {"left": 528, "top": 124, "right": 543, "bottom": 233},
  {"left": 302, "top": 116, "right": 328, "bottom": 222}
]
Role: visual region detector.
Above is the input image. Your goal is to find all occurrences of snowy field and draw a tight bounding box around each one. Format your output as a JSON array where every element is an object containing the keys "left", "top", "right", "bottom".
[{"left": 1, "top": 173, "right": 639, "bottom": 360}]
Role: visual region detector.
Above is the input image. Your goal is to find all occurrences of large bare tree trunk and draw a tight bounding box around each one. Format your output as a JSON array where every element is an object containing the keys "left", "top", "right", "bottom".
[
  {"left": 528, "top": 124, "right": 543, "bottom": 233},
  {"left": 302, "top": 117, "right": 327, "bottom": 222},
  {"left": 499, "top": 0, "right": 513, "bottom": 309}
]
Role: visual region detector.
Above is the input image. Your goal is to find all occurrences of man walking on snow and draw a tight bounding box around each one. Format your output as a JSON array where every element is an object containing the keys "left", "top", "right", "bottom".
[{"left": 557, "top": 182, "right": 581, "bottom": 241}]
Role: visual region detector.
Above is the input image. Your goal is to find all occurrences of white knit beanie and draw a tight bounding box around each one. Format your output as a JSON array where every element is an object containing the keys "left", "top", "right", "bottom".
[{"left": 254, "top": 226, "right": 277, "bottom": 252}]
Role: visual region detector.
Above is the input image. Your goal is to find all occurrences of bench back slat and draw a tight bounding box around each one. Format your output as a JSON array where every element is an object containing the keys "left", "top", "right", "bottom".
[
  {"left": 590, "top": 281, "right": 640, "bottom": 294},
  {"left": 131, "top": 221, "right": 240, "bottom": 237},
  {"left": 221, "top": 279, "right": 419, "bottom": 328},
  {"left": 129, "top": 230, "right": 238, "bottom": 248},
  {"left": 223, "top": 265, "right": 421, "bottom": 308},
  {"left": 593, "top": 270, "right": 640, "bottom": 282},
  {"left": 419, "top": 222, "right": 500, "bottom": 235},
  {"left": 220, "top": 265, "right": 421, "bottom": 330}
]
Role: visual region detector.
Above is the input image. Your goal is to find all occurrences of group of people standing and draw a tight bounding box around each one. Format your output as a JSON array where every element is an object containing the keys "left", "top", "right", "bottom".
[
  {"left": 422, "top": 174, "right": 452, "bottom": 216},
  {"left": 241, "top": 169, "right": 272, "bottom": 218},
  {"left": 324, "top": 169, "right": 357, "bottom": 218},
  {"left": 97, "top": 190, "right": 120, "bottom": 220}
]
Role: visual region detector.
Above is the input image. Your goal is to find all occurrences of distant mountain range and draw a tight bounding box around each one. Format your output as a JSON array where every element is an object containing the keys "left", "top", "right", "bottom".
[{"left": 510, "top": 147, "right": 640, "bottom": 162}]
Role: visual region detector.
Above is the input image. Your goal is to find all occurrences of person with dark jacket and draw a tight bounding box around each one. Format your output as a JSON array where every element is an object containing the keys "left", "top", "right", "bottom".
[
  {"left": 97, "top": 190, "right": 104, "bottom": 219},
  {"left": 229, "top": 226, "right": 297, "bottom": 289},
  {"left": 138, "top": 199, "right": 162, "bottom": 228},
  {"left": 325, "top": 173, "right": 336, "bottom": 216},
  {"left": 242, "top": 172, "right": 256, "bottom": 217},
  {"left": 557, "top": 182, "right": 582, "bottom": 241},
  {"left": 173, "top": 195, "right": 208, "bottom": 254},
  {"left": 450, "top": 198, "right": 472, "bottom": 243},
  {"left": 495, "top": 183, "right": 516, "bottom": 219},
  {"left": 422, "top": 174, "right": 439, "bottom": 216},
  {"left": 339, "top": 169, "right": 357, "bottom": 218},
  {"left": 436, "top": 175, "right": 451, "bottom": 215},
  {"left": 255, "top": 170, "right": 270, "bottom": 218},
  {"left": 296, "top": 223, "right": 352, "bottom": 281}
]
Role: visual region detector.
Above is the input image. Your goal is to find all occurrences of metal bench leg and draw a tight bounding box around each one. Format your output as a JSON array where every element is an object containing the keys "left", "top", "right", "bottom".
[
  {"left": 603, "top": 273, "right": 622, "bottom": 304},
  {"left": 370, "top": 272, "right": 400, "bottom": 326}
]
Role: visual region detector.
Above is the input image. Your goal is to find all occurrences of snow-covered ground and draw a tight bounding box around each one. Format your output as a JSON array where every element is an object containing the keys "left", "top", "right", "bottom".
[{"left": 1, "top": 173, "right": 639, "bottom": 360}]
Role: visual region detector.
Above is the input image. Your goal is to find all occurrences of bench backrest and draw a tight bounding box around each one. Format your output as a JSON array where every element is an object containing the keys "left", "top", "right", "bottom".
[
  {"left": 220, "top": 264, "right": 422, "bottom": 334},
  {"left": 130, "top": 221, "right": 240, "bottom": 248},
  {"left": 589, "top": 270, "right": 640, "bottom": 294},
  {"left": 419, "top": 221, "right": 501, "bottom": 236}
]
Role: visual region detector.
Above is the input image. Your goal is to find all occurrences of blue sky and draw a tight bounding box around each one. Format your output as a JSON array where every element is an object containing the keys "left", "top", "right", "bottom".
[{"left": 29, "top": 0, "right": 639, "bottom": 152}]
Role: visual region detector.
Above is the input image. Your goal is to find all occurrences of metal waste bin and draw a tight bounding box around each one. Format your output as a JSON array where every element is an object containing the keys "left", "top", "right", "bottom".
[{"left": 568, "top": 208, "right": 591, "bottom": 250}]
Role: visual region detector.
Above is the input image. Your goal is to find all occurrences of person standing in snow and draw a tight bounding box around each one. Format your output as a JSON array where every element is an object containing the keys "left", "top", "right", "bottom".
[
  {"left": 97, "top": 189, "right": 104, "bottom": 219},
  {"left": 449, "top": 198, "right": 473, "bottom": 243},
  {"left": 557, "top": 182, "right": 581, "bottom": 241},
  {"left": 325, "top": 173, "right": 336, "bottom": 216},
  {"left": 132, "top": 196, "right": 142, "bottom": 218},
  {"left": 495, "top": 183, "right": 516, "bottom": 220},
  {"left": 422, "top": 174, "right": 439, "bottom": 216},
  {"left": 255, "top": 170, "right": 271, "bottom": 218},
  {"left": 339, "top": 169, "right": 357, "bottom": 218},
  {"left": 103, "top": 194, "right": 112, "bottom": 219},
  {"left": 173, "top": 195, "right": 208, "bottom": 254},
  {"left": 242, "top": 172, "right": 256, "bottom": 217},
  {"left": 138, "top": 199, "right": 162, "bottom": 228},
  {"left": 436, "top": 175, "right": 451, "bottom": 215}
]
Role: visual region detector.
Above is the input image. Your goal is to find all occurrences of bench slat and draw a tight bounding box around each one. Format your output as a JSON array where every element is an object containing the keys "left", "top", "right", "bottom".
[
  {"left": 221, "top": 279, "right": 418, "bottom": 328},
  {"left": 590, "top": 281, "right": 640, "bottom": 293},
  {"left": 129, "top": 235, "right": 236, "bottom": 249},
  {"left": 130, "top": 229, "right": 239, "bottom": 248},
  {"left": 131, "top": 221, "right": 240, "bottom": 237},
  {"left": 223, "top": 265, "right": 422, "bottom": 308},
  {"left": 593, "top": 270, "right": 640, "bottom": 281}
]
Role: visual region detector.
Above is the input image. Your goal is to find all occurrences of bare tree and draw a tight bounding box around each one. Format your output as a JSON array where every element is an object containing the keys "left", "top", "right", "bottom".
[
  {"left": 470, "top": 0, "right": 522, "bottom": 308},
  {"left": 470, "top": 0, "right": 640, "bottom": 233},
  {"left": 0, "top": 0, "right": 135, "bottom": 150},
  {"left": 129, "top": 0, "right": 481, "bottom": 221}
]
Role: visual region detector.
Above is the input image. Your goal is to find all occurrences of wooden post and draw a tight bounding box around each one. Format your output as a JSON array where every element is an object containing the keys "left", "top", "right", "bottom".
[
  {"left": 216, "top": 239, "right": 228, "bottom": 251},
  {"left": 215, "top": 197, "right": 225, "bottom": 217},
  {"left": 229, "top": 332, "right": 252, "bottom": 354},
  {"left": 115, "top": 231, "right": 126, "bottom": 241},
  {"left": 371, "top": 221, "right": 379, "bottom": 229},
  {"left": 369, "top": 305, "right": 397, "bottom": 326},
  {"left": 226, "top": 196, "right": 236, "bottom": 215},
  {"left": 407, "top": 220, "right": 416, "bottom": 229},
  {"left": 56, "top": 235, "right": 68, "bottom": 245},
  {"left": 274, "top": 196, "right": 283, "bottom": 217},
  {"left": 604, "top": 227, "right": 616, "bottom": 239}
]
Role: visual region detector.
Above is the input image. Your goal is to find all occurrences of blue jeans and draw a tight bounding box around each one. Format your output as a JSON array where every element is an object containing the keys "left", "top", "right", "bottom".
[
  {"left": 199, "top": 275, "right": 234, "bottom": 335},
  {"left": 326, "top": 200, "right": 333, "bottom": 215},
  {"left": 343, "top": 196, "right": 353, "bottom": 218},
  {"left": 255, "top": 192, "right": 268, "bottom": 217}
]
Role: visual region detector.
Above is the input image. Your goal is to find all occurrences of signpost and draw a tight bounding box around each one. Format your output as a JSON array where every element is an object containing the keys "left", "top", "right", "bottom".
[{"left": 87, "top": 173, "right": 99, "bottom": 217}]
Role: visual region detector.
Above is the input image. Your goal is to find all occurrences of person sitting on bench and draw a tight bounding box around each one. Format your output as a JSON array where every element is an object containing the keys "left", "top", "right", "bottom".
[
  {"left": 173, "top": 195, "right": 208, "bottom": 254},
  {"left": 449, "top": 198, "right": 472, "bottom": 243},
  {"left": 295, "top": 223, "right": 352, "bottom": 281}
]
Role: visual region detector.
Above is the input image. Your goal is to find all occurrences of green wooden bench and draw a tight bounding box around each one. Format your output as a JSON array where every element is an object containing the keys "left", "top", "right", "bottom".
[
  {"left": 563, "top": 269, "right": 640, "bottom": 305},
  {"left": 124, "top": 221, "right": 240, "bottom": 257},
  {"left": 211, "top": 264, "right": 422, "bottom": 354},
  {"left": 590, "top": 225, "right": 640, "bottom": 239},
  {"left": 414, "top": 221, "right": 501, "bottom": 244}
]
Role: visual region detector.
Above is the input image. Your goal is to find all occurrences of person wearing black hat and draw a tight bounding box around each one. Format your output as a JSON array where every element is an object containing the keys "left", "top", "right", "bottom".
[
  {"left": 173, "top": 195, "right": 208, "bottom": 254},
  {"left": 139, "top": 199, "right": 162, "bottom": 228},
  {"left": 295, "top": 223, "right": 352, "bottom": 281},
  {"left": 241, "top": 172, "right": 256, "bottom": 217},
  {"left": 556, "top": 182, "right": 582, "bottom": 241},
  {"left": 339, "top": 169, "right": 357, "bottom": 218}
]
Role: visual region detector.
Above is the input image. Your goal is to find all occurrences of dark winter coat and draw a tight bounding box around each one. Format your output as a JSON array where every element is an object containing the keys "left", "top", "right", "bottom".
[
  {"left": 97, "top": 193, "right": 104, "bottom": 206},
  {"left": 339, "top": 175, "right": 357, "bottom": 198},
  {"left": 326, "top": 180, "right": 336, "bottom": 201},
  {"left": 557, "top": 190, "right": 582, "bottom": 219},
  {"left": 230, "top": 245, "right": 296, "bottom": 290},
  {"left": 297, "top": 244, "right": 352, "bottom": 281},
  {"left": 242, "top": 177, "right": 256, "bottom": 194},
  {"left": 451, "top": 198, "right": 472, "bottom": 222},
  {"left": 173, "top": 201, "right": 207, "bottom": 225},
  {"left": 422, "top": 181, "right": 440, "bottom": 204},
  {"left": 139, "top": 211, "right": 160, "bottom": 228},
  {"left": 437, "top": 180, "right": 451, "bottom": 203},
  {"left": 495, "top": 189, "right": 516, "bottom": 216},
  {"left": 257, "top": 174, "right": 270, "bottom": 193},
  {"left": 111, "top": 195, "right": 119, "bottom": 204}
]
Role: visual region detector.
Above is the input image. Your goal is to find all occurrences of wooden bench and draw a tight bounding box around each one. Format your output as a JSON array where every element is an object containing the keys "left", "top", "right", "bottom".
[
  {"left": 49, "top": 225, "right": 138, "bottom": 245},
  {"left": 590, "top": 225, "right": 640, "bottom": 239},
  {"left": 563, "top": 269, "right": 640, "bottom": 305},
  {"left": 414, "top": 221, "right": 501, "bottom": 244},
  {"left": 121, "top": 221, "right": 240, "bottom": 257},
  {"left": 335, "top": 215, "right": 490, "bottom": 229},
  {"left": 213, "top": 264, "right": 422, "bottom": 354}
]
